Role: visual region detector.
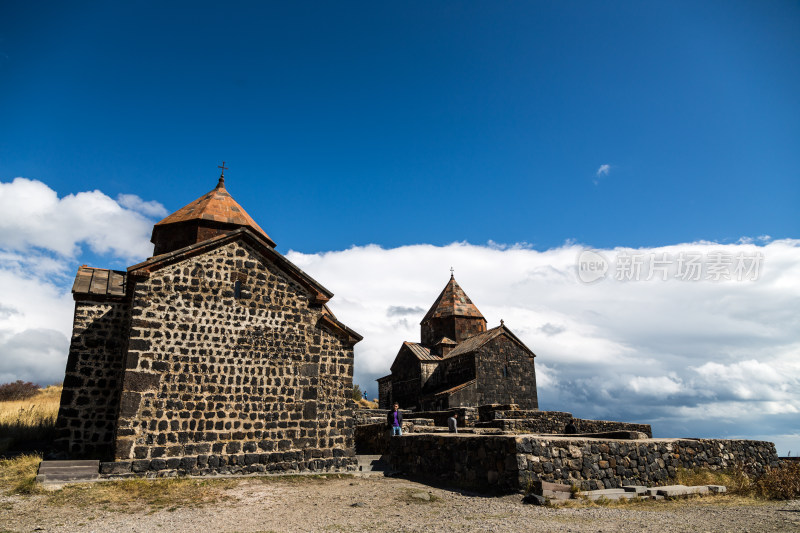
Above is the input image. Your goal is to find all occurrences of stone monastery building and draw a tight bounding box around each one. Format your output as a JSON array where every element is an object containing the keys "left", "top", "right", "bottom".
[
  {"left": 378, "top": 274, "right": 538, "bottom": 411},
  {"left": 54, "top": 171, "right": 362, "bottom": 474}
]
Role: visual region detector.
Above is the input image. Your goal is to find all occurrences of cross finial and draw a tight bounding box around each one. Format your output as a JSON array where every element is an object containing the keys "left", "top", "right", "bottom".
[
  {"left": 500, "top": 319, "right": 504, "bottom": 326},
  {"left": 450, "top": 266, "right": 454, "bottom": 278},
  {"left": 216, "top": 161, "right": 228, "bottom": 188}
]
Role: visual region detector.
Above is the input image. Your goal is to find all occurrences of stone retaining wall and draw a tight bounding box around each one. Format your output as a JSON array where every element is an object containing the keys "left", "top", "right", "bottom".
[
  {"left": 354, "top": 419, "right": 433, "bottom": 454},
  {"left": 100, "top": 449, "right": 355, "bottom": 477},
  {"left": 387, "top": 433, "right": 779, "bottom": 493},
  {"left": 475, "top": 411, "right": 652, "bottom": 437},
  {"left": 404, "top": 408, "right": 478, "bottom": 428}
]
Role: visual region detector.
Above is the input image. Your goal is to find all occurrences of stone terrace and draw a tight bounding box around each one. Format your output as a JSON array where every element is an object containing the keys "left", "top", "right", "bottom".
[{"left": 387, "top": 433, "right": 780, "bottom": 493}]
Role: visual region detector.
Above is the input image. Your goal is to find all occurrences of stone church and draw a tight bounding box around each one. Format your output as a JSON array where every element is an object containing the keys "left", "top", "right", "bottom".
[
  {"left": 54, "top": 170, "right": 362, "bottom": 474},
  {"left": 378, "top": 274, "right": 538, "bottom": 411}
]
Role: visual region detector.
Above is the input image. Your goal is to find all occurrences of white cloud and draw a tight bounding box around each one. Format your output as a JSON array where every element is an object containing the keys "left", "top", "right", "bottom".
[
  {"left": 0, "top": 176, "right": 797, "bottom": 454},
  {"left": 628, "top": 374, "right": 684, "bottom": 396},
  {"left": 288, "top": 239, "right": 800, "bottom": 454},
  {"left": 117, "top": 193, "right": 169, "bottom": 218},
  {"left": 0, "top": 178, "right": 164, "bottom": 260},
  {"left": 0, "top": 178, "right": 163, "bottom": 386},
  {"left": 596, "top": 164, "right": 611, "bottom": 177}
]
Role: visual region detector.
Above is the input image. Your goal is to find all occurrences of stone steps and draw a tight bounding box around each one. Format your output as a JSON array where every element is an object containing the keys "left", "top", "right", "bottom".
[
  {"left": 537, "top": 481, "right": 724, "bottom": 503},
  {"left": 575, "top": 488, "right": 639, "bottom": 501},
  {"left": 355, "top": 454, "right": 387, "bottom": 473},
  {"left": 36, "top": 460, "right": 100, "bottom": 484},
  {"left": 648, "top": 484, "right": 709, "bottom": 498}
]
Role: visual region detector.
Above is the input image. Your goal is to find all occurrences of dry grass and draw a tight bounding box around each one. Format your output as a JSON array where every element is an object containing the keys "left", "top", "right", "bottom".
[
  {"left": 44, "top": 477, "right": 239, "bottom": 512},
  {"left": 557, "top": 464, "right": 800, "bottom": 508},
  {"left": 0, "top": 454, "right": 42, "bottom": 494},
  {"left": 674, "top": 463, "right": 800, "bottom": 500},
  {"left": 0, "top": 454, "right": 237, "bottom": 512},
  {"left": 356, "top": 398, "right": 379, "bottom": 409},
  {"left": 754, "top": 462, "right": 800, "bottom": 500},
  {"left": 0, "top": 385, "right": 61, "bottom": 453},
  {"left": 674, "top": 466, "right": 753, "bottom": 495}
]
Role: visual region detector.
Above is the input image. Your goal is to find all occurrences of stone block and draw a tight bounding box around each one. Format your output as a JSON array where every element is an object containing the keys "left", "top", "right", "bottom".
[{"left": 99, "top": 461, "right": 132, "bottom": 475}]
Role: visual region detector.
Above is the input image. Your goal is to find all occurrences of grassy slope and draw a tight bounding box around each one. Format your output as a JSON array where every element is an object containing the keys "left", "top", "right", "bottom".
[{"left": 0, "top": 385, "right": 61, "bottom": 453}]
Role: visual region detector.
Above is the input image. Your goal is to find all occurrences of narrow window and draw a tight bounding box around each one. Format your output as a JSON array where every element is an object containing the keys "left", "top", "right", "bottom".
[{"left": 231, "top": 271, "right": 248, "bottom": 299}]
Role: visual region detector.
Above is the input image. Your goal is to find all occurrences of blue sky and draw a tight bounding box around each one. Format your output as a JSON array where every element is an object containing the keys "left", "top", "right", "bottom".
[
  {"left": 1, "top": 2, "right": 799, "bottom": 454},
  {"left": 2, "top": 1, "right": 797, "bottom": 255}
]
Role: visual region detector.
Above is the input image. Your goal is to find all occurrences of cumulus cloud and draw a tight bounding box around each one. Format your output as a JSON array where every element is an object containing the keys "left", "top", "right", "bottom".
[
  {"left": 0, "top": 329, "right": 70, "bottom": 385},
  {"left": 288, "top": 239, "right": 800, "bottom": 453},
  {"left": 117, "top": 193, "right": 169, "bottom": 218},
  {"left": 0, "top": 178, "right": 164, "bottom": 260},
  {"left": 0, "top": 176, "right": 797, "bottom": 453},
  {"left": 0, "top": 177, "right": 164, "bottom": 385}
]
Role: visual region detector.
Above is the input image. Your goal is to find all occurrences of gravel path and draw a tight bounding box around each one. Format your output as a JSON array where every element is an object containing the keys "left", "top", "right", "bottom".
[{"left": 2, "top": 475, "right": 799, "bottom": 533}]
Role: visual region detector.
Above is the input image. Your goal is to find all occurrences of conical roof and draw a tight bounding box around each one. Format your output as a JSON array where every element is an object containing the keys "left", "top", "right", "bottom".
[
  {"left": 421, "top": 274, "right": 485, "bottom": 322},
  {"left": 153, "top": 175, "right": 276, "bottom": 248}
]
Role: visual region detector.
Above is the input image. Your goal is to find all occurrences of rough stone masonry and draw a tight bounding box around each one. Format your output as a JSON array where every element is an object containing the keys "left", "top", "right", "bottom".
[{"left": 54, "top": 174, "right": 362, "bottom": 475}]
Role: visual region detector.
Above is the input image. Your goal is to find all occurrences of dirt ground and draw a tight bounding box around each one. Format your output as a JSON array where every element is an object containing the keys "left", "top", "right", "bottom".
[{"left": 1, "top": 474, "right": 799, "bottom": 533}]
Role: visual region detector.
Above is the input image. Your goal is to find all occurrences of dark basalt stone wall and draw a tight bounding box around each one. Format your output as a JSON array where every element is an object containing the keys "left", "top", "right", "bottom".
[
  {"left": 475, "top": 336, "right": 537, "bottom": 409},
  {"left": 112, "top": 241, "right": 356, "bottom": 470},
  {"left": 54, "top": 300, "right": 131, "bottom": 459},
  {"left": 387, "top": 433, "right": 780, "bottom": 493},
  {"left": 475, "top": 410, "right": 653, "bottom": 437}
]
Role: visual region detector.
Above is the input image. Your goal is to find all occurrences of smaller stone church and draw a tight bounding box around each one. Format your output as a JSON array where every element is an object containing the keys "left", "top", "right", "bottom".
[
  {"left": 54, "top": 170, "right": 361, "bottom": 475},
  {"left": 378, "top": 274, "right": 538, "bottom": 411}
]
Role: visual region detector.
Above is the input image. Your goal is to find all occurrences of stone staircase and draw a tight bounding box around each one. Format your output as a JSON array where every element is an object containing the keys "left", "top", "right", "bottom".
[
  {"left": 36, "top": 460, "right": 100, "bottom": 484},
  {"left": 355, "top": 454, "right": 388, "bottom": 474}
]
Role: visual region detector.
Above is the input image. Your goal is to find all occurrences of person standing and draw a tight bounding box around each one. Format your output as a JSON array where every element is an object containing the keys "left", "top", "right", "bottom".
[
  {"left": 447, "top": 412, "right": 458, "bottom": 433},
  {"left": 564, "top": 418, "right": 578, "bottom": 435},
  {"left": 388, "top": 402, "right": 403, "bottom": 436}
]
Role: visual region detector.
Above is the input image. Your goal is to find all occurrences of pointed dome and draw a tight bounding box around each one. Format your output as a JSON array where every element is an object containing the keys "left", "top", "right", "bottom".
[
  {"left": 422, "top": 274, "right": 485, "bottom": 322},
  {"left": 150, "top": 174, "right": 276, "bottom": 256}
]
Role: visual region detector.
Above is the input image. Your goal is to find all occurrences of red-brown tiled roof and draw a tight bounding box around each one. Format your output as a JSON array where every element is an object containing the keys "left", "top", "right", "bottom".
[
  {"left": 421, "top": 275, "right": 485, "bottom": 322},
  {"left": 154, "top": 176, "right": 275, "bottom": 247}
]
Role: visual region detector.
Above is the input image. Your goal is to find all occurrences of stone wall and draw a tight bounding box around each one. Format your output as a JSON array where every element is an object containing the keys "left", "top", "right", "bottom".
[
  {"left": 54, "top": 300, "right": 131, "bottom": 459},
  {"left": 437, "top": 353, "right": 476, "bottom": 395},
  {"left": 387, "top": 434, "right": 779, "bottom": 493},
  {"left": 475, "top": 336, "right": 537, "bottom": 410},
  {"left": 112, "top": 240, "right": 356, "bottom": 472},
  {"left": 377, "top": 378, "right": 392, "bottom": 410},
  {"left": 406, "top": 407, "right": 478, "bottom": 428},
  {"left": 515, "top": 436, "right": 778, "bottom": 490},
  {"left": 354, "top": 419, "right": 434, "bottom": 454},
  {"left": 421, "top": 316, "right": 486, "bottom": 346},
  {"left": 100, "top": 450, "right": 353, "bottom": 477},
  {"left": 476, "top": 410, "right": 652, "bottom": 438},
  {"left": 390, "top": 348, "right": 424, "bottom": 409}
]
